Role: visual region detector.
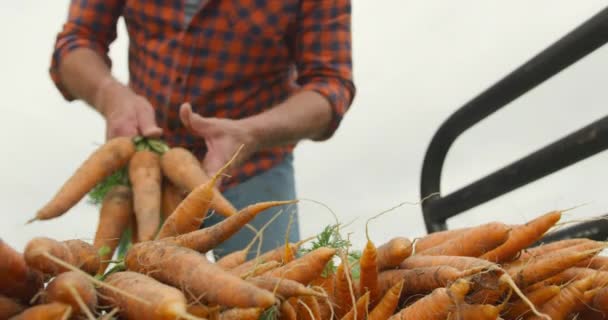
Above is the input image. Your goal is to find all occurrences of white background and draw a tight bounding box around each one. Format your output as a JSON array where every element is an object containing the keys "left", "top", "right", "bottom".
[{"left": 1, "top": 1, "right": 607, "bottom": 253}]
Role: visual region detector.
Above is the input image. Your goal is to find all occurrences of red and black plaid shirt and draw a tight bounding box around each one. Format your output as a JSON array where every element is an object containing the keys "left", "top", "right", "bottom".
[{"left": 50, "top": 0, "right": 355, "bottom": 190}]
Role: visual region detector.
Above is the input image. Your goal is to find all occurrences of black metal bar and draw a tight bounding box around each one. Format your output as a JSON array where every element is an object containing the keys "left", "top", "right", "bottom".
[
  {"left": 535, "top": 214, "right": 608, "bottom": 244},
  {"left": 426, "top": 115, "right": 608, "bottom": 223},
  {"left": 420, "top": 6, "right": 608, "bottom": 233}
]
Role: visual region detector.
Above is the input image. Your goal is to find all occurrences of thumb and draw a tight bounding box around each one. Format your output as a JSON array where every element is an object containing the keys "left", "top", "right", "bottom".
[
  {"left": 135, "top": 100, "right": 163, "bottom": 138},
  {"left": 179, "top": 102, "right": 212, "bottom": 138}
]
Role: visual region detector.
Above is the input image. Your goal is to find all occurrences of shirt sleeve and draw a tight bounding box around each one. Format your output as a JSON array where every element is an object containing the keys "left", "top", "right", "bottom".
[
  {"left": 49, "top": 0, "right": 126, "bottom": 101},
  {"left": 294, "top": 0, "right": 356, "bottom": 140}
]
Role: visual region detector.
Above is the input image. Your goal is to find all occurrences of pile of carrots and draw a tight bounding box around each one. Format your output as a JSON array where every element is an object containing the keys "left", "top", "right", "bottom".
[{"left": 2, "top": 136, "right": 608, "bottom": 320}]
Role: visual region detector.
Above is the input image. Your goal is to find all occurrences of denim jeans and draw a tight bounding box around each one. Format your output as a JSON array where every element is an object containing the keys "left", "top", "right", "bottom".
[{"left": 202, "top": 154, "right": 301, "bottom": 260}]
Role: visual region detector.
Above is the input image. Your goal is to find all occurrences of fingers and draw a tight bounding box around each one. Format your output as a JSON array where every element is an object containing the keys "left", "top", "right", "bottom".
[
  {"left": 179, "top": 102, "right": 211, "bottom": 138},
  {"left": 179, "top": 102, "right": 194, "bottom": 132},
  {"left": 135, "top": 97, "right": 163, "bottom": 138},
  {"left": 106, "top": 113, "right": 139, "bottom": 140}
]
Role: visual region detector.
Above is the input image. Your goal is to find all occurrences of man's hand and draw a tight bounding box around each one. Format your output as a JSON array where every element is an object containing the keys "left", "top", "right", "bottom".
[
  {"left": 179, "top": 103, "right": 257, "bottom": 177},
  {"left": 96, "top": 80, "right": 163, "bottom": 140}
]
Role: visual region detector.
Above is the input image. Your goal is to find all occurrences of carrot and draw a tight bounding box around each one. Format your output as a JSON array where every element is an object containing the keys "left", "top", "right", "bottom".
[
  {"left": 246, "top": 276, "right": 324, "bottom": 299},
  {"left": 160, "top": 179, "right": 185, "bottom": 221},
  {"left": 160, "top": 147, "right": 237, "bottom": 217},
  {"left": 186, "top": 304, "right": 217, "bottom": 318},
  {"left": 0, "top": 295, "right": 25, "bottom": 319},
  {"left": 518, "top": 238, "right": 589, "bottom": 260},
  {"left": 388, "top": 278, "right": 471, "bottom": 320},
  {"left": 528, "top": 276, "right": 595, "bottom": 320},
  {"left": 333, "top": 261, "right": 354, "bottom": 319},
  {"left": 378, "top": 266, "right": 476, "bottom": 298},
  {"left": 43, "top": 271, "right": 97, "bottom": 319},
  {"left": 480, "top": 210, "right": 561, "bottom": 263},
  {"left": 502, "top": 285, "right": 560, "bottom": 319},
  {"left": 413, "top": 227, "right": 471, "bottom": 253},
  {"left": 229, "top": 241, "right": 303, "bottom": 277},
  {"left": 266, "top": 247, "right": 337, "bottom": 285},
  {"left": 98, "top": 271, "right": 201, "bottom": 320},
  {"left": 124, "top": 240, "right": 276, "bottom": 308},
  {"left": 358, "top": 238, "right": 379, "bottom": 305},
  {"left": 156, "top": 147, "right": 242, "bottom": 240},
  {"left": 216, "top": 249, "right": 249, "bottom": 269},
  {"left": 590, "top": 287, "right": 608, "bottom": 316},
  {"left": 296, "top": 296, "right": 321, "bottom": 320},
  {"left": 29, "top": 136, "right": 135, "bottom": 223},
  {"left": 368, "top": 280, "right": 403, "bottom": 320},
  {"left": 24, "top": 237, "right": 99, "bottom": 276},
  {"left": 376, "top": 237, "right": 412, "bottom": 271},
  {"left": 510, "top": 239, "right": 605, "bottom": 268},
  {"left": 577, "top": 254, "right": 608, "bottom": 270},
  {"left": 128, "top": 150, "right": 162, "bottom": 242},
  {"left": 239, "top": 261, "right": 282, "bottom": 279},
  {"left": 218, "top": 307, "right": 263, "bottom": 320},
  {"left": 9, "top": 302, "right": 72, "bottom": 320},
  {"left": 400, "top": 255, "right": 495, "bottom": 271},
  {"left": 527, "top": 267, "right": 608, "bottom": 292},
  {"left": 167, "top": 200, "right": 298, "bottom": 253},
  {"left": 0, "top": 239, "right": 44, "bottom": 304},
  {"left": 341, "top": 291, "right": 370, "bottom": 320},
  {"left": 279, "top": 300, "right": 298, "bottom": 320},
  {"left": 418, "top": 222, "right": 510, "bottom": 257},
  {"left": 447, "top": 303, "right": 500, "bottom": 320},
  {"left": 508, "top": 247, "right": 604, "bottom": 287},
  {"left": 93, "top": 185, "right": 133, "bottom": 275}
]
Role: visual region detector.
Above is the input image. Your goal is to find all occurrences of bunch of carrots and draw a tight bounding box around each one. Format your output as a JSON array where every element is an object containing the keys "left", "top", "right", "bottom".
[{"left": 2, "top": 136, "right": 608, "bottom": 319}]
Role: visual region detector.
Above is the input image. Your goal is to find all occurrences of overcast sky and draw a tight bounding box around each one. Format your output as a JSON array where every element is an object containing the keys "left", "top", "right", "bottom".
[{"left": 1, "top": 1, "right": 607, "bottom": 252}]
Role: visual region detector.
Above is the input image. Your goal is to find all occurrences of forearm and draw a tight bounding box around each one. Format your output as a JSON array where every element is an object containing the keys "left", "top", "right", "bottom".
[
  {"left": 242, "top": 90, "right": 334, "bottom": 150},
  {"left": 57, "top": 48, "right": 122, "bottom": 115}
]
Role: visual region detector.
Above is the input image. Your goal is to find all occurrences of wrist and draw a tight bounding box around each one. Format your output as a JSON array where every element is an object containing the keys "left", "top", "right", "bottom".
[{"left": 94, "top": 77, "right": 130, "bottom": 117}]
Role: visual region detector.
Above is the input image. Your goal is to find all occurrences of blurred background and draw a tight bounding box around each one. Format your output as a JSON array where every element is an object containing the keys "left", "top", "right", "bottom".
[{"left": 1, "top": 1, "right": 607, "bottom": 252}]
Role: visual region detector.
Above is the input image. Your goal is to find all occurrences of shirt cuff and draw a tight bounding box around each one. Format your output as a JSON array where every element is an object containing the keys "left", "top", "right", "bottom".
[
  {"left": 300, "top": 76, "right": 356, "bottom": 140},
  {"left": 49, "top": 35, "right": 111, "bottom": 102}
]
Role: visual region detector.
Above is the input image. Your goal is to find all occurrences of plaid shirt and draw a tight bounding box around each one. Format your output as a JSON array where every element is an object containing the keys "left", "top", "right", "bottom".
[{"left": 50, "top": 0, "right": 355, "bottom": 190}]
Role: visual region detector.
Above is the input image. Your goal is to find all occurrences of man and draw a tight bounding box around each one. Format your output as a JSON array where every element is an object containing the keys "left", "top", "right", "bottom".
[{"left": 49, "top": 0, "right": 355, "bottom": 259}]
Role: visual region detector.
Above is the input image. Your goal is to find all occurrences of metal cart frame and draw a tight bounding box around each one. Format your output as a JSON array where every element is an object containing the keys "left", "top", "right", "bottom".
[{"left": 419, "top": 6, "right": 608, "bottom": 242}]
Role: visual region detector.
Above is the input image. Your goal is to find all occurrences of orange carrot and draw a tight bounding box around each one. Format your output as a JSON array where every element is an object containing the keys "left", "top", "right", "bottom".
[
  {"left": 527, "top": 267, "right": 608, "bottom": 291},
  {"left": 9, "top": 302, "right": 72, "bottom": 320},
  {"left": 246, "top": 276, "right": 324, "bottom": 299},
  {"left": 418, "top": 222, "right": 510, "bottom": 257},
  {"left": 218, "top": 307, "right": 263, "bottom": 320},
  {"left": 43, "top": 271, "right": 97, "bottom": 318},
  {"left": 279, "top": 300, "right": 298, "bottom": 320},
  {"left": 508, "top": 247, "right": 604, "bottom": 287},
  {"left": 528, "top": 276, "right": 595, "bottom": 320},
  {"left": 400, "top": 255, "right": 495, "bottom": 271},
  {"left": 128, "top": 150, "right": 162, "bottom": 242},
  {"left": 333, "top": 261, "right": 354, "bottom": 319},
  {"left": 124, "top": 241, "right": 276, "bottom": 308},
  {"left": 577, "top": 254, "right": 608, "bottom": 270},
  {"left": 186, "top": 304, "right": 215, "bottom": 318},
  {"left": 518, "top": 238, "right": 589, "bottom": 260},
  {"left": 0, "top": 295, "right": 25, "bottom": 319},
  {"left": 376, "top": 237, "right": 412, "bottom": 271},
  {"left": 167, "top": 200, "right": 297, "bottom": 253},
  {"left": 216, "top": 249, "right": 249, "bottom": 269},
  {"left": 93, "top": 185, "right": 133, "bottom": 275},
  {"left": 160, "top": 179, "right": 185, "bottom": 221},
  {"left": 0, "top": 239, "right": 44, "bottom": 304},
  {"left": 359, "top": 239, "right": 379, "bottom": 305},
  {"left": 229, "top": 241, "right": 303, "bottom": 277},
  {"left": 368, "top": 280, "right": 403, "bottom": 320},
  {"left": 160, "top": 147, "right": 237, "bottom": 217},
  {"left": 510, "top": 239, "right": 604, "bottom": 268},
  {"left": 296, "top": 296, "right": 321, "bottom": 320},
  {"left": 239, "top": 261, "right": 282, "bottom": 279},
  {"left": 480, "top": 210, "right": 561, "bottom": 263},
  {"left": 98, "top": 271, "right": 200, "bottom": 320},
  {"left": 388, "top": 278, "right": 471, "bottom": 320},
  {"left": 30, "top": 136, "right": 135, "bottom": 223},
  {"left": 156, "top": 148, "right": 240, "bottom": 240},
  {"left": 378, "top": 266, "right": 474, "bottom": 298},
  {"left": 341, "top": 291, "right": 370, "bottom": 320},
  {"left": 24, "top": 237, "right": 100, "bottom": 276},
  {"left": 414, "top": 227, "right": 471, "bottom": 253},
  {"left": 447, "top": 303, "right": 500, "bottom": 320},
  {"left": 266, "top": 247, "right": 337, "bottom": 286},
  {"left": 590, "top": 287, "right": 608, "bottom": 316},
  {"left": 502, "top": 285, "right": 560, "bottom": 319}
]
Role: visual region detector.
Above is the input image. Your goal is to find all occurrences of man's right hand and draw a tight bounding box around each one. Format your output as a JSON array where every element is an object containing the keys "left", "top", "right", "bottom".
[{"left": 95, "top": 79, "right": 163, "bottom": 140}]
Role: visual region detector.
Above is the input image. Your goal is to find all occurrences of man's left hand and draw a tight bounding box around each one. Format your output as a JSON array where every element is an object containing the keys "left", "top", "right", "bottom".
[{"left": 179, "top": 103, "right": 257, "bottom": 179}]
